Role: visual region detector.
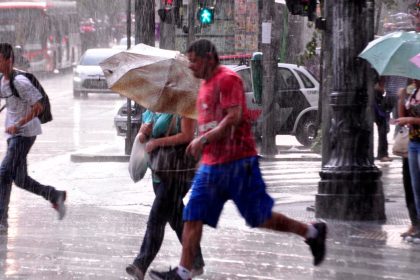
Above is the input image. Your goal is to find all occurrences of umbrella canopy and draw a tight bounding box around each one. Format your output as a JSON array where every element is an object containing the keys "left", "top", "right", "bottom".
[
  {"left": 358, "top": 31, "right": 420, "bottom": 79},
  {"left": 100, "top": 44, "right": 200, "bottom": 119}
]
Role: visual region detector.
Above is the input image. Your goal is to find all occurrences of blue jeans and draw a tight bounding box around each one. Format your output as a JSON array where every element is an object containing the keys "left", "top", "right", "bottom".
[
  {"left": 408, "top": 141, "right": 420, "bottom": 221},
  {"left": 0, "top": 136, "right": 57, "bottom": 226}
]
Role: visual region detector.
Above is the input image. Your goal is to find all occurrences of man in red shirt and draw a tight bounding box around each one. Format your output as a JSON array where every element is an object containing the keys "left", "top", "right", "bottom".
[{"left": 149, "top": 39, "right": 327, "bottom": 280}]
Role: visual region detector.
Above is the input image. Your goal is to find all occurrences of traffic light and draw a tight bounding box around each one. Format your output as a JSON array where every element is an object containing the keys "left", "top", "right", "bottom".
[
  {"left": 197, "top": 6, "right": 214, "bottom": 25},
  {"left": 285, "top": 0, "right": 317, "bottom": 22}
]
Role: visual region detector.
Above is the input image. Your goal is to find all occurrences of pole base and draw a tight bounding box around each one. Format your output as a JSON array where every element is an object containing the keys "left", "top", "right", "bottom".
[{"left": 316, "top": 169, "right": 386, "bottom": 221}]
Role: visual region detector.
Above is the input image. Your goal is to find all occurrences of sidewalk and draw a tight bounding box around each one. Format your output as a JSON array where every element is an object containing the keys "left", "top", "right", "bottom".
[{"left": 0, "top": 141, "right": 418, "bottom": 279}]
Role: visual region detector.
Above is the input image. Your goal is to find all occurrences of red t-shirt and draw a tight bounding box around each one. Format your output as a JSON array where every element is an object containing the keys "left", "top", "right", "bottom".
[{"left": 197, "top": 66, "right": 257, "bottom": 165}]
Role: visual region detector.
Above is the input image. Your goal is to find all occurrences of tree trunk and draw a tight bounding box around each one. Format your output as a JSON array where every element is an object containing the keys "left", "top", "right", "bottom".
[
  {"left": 135, "top": 0, "right": 155, "bottom": 46},
  {"left": 159, "top": 1, "right": 176, "bottom": 49},
  {"left": 374, "top": 0, "right": 382, "bottom": 35},
  {"left": 285, "top": 15, "right": 304, "bottom": 63},
  {"left": 187, "top": 0, "right": 196, "bottom": 46}
]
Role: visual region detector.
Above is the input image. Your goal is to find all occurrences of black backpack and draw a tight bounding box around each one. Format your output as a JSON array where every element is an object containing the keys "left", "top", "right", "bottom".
[{"left": 9, "top": 70, "right": 52, "bottom": 124}]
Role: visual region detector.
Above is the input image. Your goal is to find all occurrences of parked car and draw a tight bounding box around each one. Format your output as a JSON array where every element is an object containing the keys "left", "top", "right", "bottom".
[
  {"left": 114, "top": 101, "right": 142, "bottom": 137},
  {"left": 229, "top": 63, "right": 319, "bottom": 147},
  {"left": 73, "top": 48, "right": 122, "bottom": 98}
]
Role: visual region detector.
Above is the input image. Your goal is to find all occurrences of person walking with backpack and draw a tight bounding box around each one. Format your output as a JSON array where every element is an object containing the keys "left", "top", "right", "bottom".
[
  {"left": 149, "top": 39, "right": 327, "bottom": 280},
  {"left": 0, "top": 43, "right": 66, "bottom": 233}
]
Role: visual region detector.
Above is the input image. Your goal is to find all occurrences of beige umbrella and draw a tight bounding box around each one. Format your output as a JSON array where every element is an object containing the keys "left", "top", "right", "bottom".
[{"left": 100, "top": 44, "right": 200, "bottom": 119}]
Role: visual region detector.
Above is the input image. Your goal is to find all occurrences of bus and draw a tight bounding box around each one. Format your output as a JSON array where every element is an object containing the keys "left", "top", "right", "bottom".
[{"left": 0, "top": 0, "right": 81, "bottom": 72}]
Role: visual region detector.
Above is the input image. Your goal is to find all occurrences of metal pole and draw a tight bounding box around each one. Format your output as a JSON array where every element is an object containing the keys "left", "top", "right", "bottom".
[
  {"left": 316, "top": 0, "right": 385, "bottom": 221},
  {"left": 125, "top": 0, "right": 133, "bottom": 155},
  {"left": 260, "top": 0, "right": 277, "bottom": 156}
]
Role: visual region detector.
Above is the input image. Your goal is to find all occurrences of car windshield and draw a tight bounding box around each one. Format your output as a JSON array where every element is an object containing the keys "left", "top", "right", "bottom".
[{"left": 80, "top": 51, "right": 118, "bottom": 66}]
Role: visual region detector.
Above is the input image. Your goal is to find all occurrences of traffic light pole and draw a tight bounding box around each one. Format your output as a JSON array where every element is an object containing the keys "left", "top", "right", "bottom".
[
  {"left": 125, "top": 0, "right": 133, "bottom": 155},
  {"left": 260, "top": 0, "right": 278, "bottom": 156}
]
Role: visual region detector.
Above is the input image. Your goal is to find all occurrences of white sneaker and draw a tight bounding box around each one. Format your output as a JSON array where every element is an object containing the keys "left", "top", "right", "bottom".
[{"left": 52, "top": 191, "right": 67, "bottom": 220}]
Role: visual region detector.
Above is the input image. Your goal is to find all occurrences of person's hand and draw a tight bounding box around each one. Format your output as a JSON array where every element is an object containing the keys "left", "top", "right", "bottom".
[
  {"left": 5, "top": 124, "right": 19, "bottom": 135},
  {"left": 186, "top": 137, "right": 204, "bottom": 160},
  {"left": 145, "top": 139, "right": 159, "bottom": 153},
  {"left": 140, "top": 123, "right": 153, "bottom": 136},
  {"left": 138, "top": 132, "right": 148, "bottom": 143},
  {"left": 393, "top": 117, "right": 414, "bottom": 126}
]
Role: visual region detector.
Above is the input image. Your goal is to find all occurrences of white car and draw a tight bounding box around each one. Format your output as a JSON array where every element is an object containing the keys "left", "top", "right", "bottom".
[
  {"left": 73, "top": 48, "right": 122, "bottom": 98},
  {"left": 229, "top": 63, "right": 319, "bottom": 146}
]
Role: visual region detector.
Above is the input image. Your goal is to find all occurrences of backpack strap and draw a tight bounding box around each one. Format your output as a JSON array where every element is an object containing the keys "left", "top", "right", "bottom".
[{"left": 9, "top": 70, "right": 21, "bottom": 98}]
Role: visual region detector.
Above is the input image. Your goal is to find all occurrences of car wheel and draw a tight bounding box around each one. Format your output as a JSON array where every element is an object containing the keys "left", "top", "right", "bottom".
[
  {"left": 296, "top": 117, "right": 318, "bottom": 147},
  {"left": 73, "top": 90, "right": 81, "bottom": 98}
]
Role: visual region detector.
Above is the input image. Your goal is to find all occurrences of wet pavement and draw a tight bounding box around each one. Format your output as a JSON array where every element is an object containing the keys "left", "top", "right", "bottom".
[{"left": 0, "top": 142, "right": 419, "bottom": 280}]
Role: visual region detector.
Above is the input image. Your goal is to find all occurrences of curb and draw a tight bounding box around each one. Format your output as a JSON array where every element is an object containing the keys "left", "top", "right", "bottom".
[{"left": 70, "top": 153, "right": 129, "bottom": 163}]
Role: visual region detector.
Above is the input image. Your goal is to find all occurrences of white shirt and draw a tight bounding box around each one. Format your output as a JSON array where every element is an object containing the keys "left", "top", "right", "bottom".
[{"left": 0, "top": 74, "right": 42, "bottom": 138}]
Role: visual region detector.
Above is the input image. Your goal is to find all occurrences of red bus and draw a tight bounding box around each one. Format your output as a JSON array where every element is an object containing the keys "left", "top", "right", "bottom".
[{"left": 0, "top": 0, "right": 81, "bottom": 72}]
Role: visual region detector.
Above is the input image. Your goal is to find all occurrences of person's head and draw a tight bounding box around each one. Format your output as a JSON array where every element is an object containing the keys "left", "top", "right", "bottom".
[
  {"left": 0, "top": 43, "right": 14, "bottom": 74},
  {"left": 186, "top": 39, "right": 219, "bottom": 80}
]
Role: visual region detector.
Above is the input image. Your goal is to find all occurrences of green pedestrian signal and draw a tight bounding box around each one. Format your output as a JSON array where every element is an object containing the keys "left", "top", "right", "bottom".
[{"left": 197, "top": 7, "right": 214, "bottom": 25}]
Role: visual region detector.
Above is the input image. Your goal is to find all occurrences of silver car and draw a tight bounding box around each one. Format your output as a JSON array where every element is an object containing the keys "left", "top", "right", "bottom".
[
  {"left": 73, "top": 48, "right": 122, "bottom": 98},
  {"left": 114, "top": 101, "right": 142, "bottom": 137}
]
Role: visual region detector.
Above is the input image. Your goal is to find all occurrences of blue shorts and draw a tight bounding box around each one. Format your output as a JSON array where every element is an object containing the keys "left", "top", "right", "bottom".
[{"left": 183, "top": 156, "right": 274, "bottom": 228}]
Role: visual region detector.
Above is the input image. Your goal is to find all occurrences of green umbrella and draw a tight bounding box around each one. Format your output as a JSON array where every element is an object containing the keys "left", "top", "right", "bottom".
[{"left": 358, "top": 31, "right": 420, "bottom": 79}]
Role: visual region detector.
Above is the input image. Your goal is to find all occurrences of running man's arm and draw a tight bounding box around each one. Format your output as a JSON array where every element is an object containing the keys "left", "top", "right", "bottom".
[{"left": 6, "top": 101, "right": 43, "bottom": 134}]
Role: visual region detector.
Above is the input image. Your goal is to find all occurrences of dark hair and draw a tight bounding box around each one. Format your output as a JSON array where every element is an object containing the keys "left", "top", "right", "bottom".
[
  {"left": 0, "top": 43, "right": 14, "bottom": 62},
  {"left": 187, "top": 39, "right": 219, "bottom": 64}
]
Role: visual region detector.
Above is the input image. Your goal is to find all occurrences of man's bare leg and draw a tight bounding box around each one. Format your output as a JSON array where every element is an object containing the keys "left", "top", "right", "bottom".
[
  {"left": 180, "top": 220, "right": 203, "bottom": 270},
  {"left": 260, "top": 211, "right": 327, "bottom": 266},
  {"left": 259, "top": 212, "right": 308, "bottom": 237}
]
